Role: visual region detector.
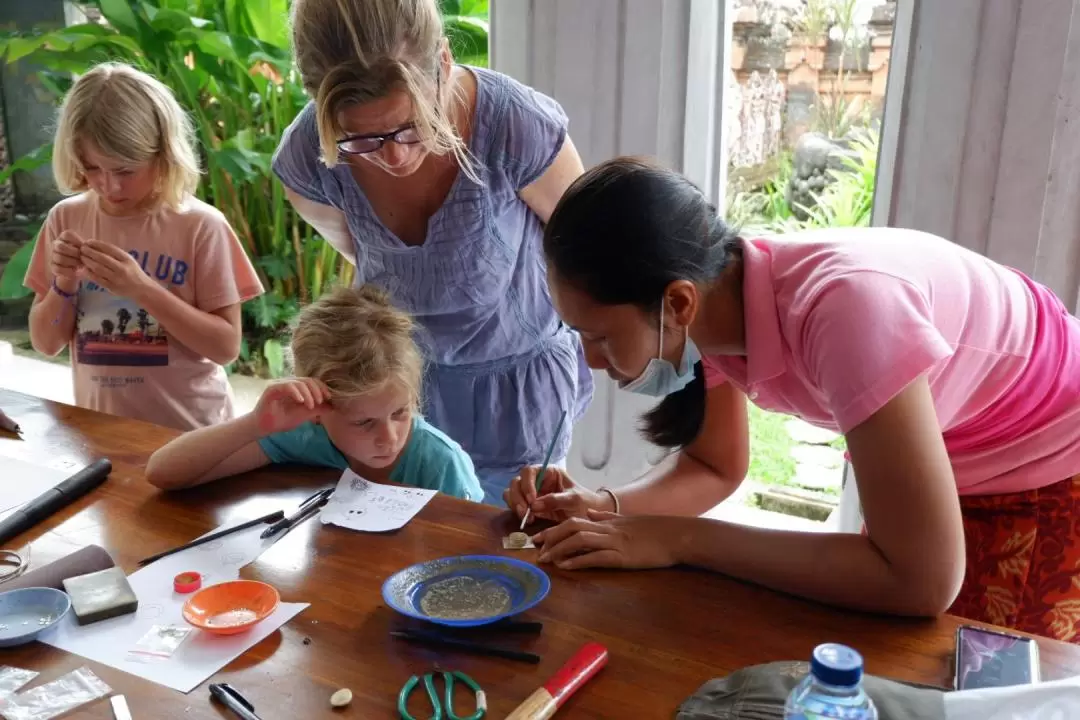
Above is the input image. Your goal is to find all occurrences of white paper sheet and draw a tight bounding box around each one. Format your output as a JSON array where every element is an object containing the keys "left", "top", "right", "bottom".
[
  {"left": 0, "top": 456, "right": 72, "bottom": 516},
  {"left": 41, "top": 522, "right": 308, "bottom": 694},
  {"left": 320, "top": 469, "right": 435, "bottom": 532},
  {"left": 946, "top": 676, "right": 1080, "bottom": 719}
]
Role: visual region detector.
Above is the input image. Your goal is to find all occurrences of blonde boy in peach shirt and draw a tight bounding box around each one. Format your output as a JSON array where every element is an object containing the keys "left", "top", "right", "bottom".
[{"left": 25, "top": 63, "right": 263, "bottom": 430}]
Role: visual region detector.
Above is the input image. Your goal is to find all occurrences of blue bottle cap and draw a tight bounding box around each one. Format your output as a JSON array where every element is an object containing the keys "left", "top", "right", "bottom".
[{"left": 810, "top": 643, "right": 864, "bottom": 687}]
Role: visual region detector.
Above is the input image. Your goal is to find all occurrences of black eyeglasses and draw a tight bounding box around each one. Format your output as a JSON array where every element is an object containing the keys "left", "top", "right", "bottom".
[{"left": 336, "top": 125, "right": 423, "bottom": 155}]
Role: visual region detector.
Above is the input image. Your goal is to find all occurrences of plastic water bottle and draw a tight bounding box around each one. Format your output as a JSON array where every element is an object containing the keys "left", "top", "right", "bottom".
[{"left": 784, "top": 643, "right": 878, "bottom": 720}]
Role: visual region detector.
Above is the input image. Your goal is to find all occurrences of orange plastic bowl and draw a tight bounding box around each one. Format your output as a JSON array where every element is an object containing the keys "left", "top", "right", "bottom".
[{"left": 181, "top": 580, "right": 280, "bottom": 636}]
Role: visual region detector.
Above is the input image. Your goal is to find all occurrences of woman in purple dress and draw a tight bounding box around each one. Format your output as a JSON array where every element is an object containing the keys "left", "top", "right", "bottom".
[{"left": 273, "top": 0, "right": 593, "bottom": 502}]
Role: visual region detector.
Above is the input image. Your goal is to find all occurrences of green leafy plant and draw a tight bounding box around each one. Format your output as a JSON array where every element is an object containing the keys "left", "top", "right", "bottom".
[
  {"left": 0, "top": 221, "right": 42, "bottom": 299},
  {"left": 727, "top": 152, "right": 802, "bottom": 234},
  {"left": 0, "top": 145, "right": 52, "bottom": 186},
  {"left": 440, "top": 0, "right": 489, "bottom": 67},
  {"left": 799, "top": 129, "right": 877, "bottom": 228},
  {"left": 729, "top": 130, "right": 878, "bottom": 233}
]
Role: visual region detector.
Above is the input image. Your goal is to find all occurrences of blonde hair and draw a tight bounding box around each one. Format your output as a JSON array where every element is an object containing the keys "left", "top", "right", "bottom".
[
  {"left": 290, "top": 285, "right": 423, "bottom": 406},
  {"left": 52, "top": 62, "right": 201, "bottom": 210},
  {"left": 290, "top": 0, "right": 477, "bottom": 179}
]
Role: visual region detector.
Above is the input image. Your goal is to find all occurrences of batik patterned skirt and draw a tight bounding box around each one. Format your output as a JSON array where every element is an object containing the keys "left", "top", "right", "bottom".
[{"left": 949, "top": 475, "right": 1080, "bottom": 643}]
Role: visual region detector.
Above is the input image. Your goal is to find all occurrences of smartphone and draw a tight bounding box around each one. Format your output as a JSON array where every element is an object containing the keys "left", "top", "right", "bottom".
[{"left": 954, "top": 624, "right": 1040, "bottom": 691}]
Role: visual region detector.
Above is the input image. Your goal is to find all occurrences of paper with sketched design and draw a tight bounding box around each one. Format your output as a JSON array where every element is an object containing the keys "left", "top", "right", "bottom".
[{"left": 320, "top": 469, "right": 436, "bottom": 532}]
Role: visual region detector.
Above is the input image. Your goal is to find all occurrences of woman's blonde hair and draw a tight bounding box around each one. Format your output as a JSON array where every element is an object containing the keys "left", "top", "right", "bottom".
[
  {"left": 290, "top": 285, "right": 423, "bottom": 407},
  {"left": 52, "top": 62, "right": 201, "bottom": 210},
  {"left": 290, "top": 0, "right": 476, "bottom": 179}
]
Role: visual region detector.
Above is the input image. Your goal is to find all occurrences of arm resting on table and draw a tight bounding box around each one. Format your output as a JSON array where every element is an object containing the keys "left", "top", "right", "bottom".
[
  {"left": 145, "top": 414, "right": 270, "bottom": 490},
  {"left": 670, "top": 376, "right": 965, "bottom": 615},
  {"left": 542, "top": 377, "right": 965, "bottom": 617}
]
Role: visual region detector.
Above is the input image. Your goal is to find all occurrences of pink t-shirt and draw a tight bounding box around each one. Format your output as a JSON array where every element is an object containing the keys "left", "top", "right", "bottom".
[
  {"left": 25, "top": 193, "right": 264, "bottom": 430},
  {"left": 703, "top": 228, "right": 1080, "bottom": 496}
]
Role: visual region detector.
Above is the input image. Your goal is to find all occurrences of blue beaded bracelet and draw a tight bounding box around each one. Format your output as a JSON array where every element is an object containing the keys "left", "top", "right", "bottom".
[
  {"left": 51, "top": 278, "right": 78, "bottom": 299},
  {"left": 49, "top": 278, "right": 79, "bottom": 326}
]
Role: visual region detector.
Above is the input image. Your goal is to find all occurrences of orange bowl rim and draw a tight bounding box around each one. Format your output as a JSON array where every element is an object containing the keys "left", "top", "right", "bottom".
[{"left": 181, "top": 580, "right": 280, "bottom": 630}]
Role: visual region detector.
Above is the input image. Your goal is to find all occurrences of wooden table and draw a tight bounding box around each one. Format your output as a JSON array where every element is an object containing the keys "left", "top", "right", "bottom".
[{"left": 1, "top": 388, "right": 1078, "bottom": 718}]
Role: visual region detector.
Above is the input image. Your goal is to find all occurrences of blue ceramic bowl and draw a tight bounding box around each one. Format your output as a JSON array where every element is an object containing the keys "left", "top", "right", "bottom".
[
  {"left": 382, "top": 555, "right": 550, "bottom": 628},
  {"left": 0, "top": 587, "right": 72, "bottom": 647}
]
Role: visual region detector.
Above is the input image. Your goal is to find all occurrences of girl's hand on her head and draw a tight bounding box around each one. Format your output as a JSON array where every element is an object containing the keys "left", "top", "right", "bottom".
[
  {"left": 50, "top": 231, "right": 84, "bottom": 292},
  {"left": 254, "top": 378, "right": 331, "bottom": 435},
  {"left": 503, "top": 466, "right": 610, "bottom": 524}
]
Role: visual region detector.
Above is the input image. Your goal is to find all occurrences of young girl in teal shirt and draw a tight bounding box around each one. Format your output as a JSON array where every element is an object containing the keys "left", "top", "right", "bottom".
[{"left": 147, "top": 286, "right": 481, "bottom": 501}]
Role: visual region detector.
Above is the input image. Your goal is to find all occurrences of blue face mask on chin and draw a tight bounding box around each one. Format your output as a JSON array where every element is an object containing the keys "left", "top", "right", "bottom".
[{"left": 619, "top": 307, "right": 701, "bottom": 398}]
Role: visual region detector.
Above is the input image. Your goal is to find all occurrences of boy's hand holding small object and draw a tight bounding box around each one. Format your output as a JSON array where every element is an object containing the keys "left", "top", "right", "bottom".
[
  {"left": 255, "top": 378, "right": 331, "bottom": 435},
  {"left": 80, "top": 239, "right": 156, "bottom": 299},
  {"left": 49, "top": 230, "right": 84, "bottom": 292}
]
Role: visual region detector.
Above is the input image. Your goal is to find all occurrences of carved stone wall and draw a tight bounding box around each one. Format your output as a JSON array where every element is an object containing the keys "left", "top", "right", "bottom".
[
  {"left": 728, "top": 0, "right": 895, "bottom": 168},
  {"left": 728, "top": 70, "right": 787, "bottom": 169}
]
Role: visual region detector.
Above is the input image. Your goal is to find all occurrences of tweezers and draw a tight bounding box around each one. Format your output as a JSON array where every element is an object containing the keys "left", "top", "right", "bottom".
[
  {"left": 481, "top": 619, "right": 543, "bottom": 634},
  {"left": 391, "top": 628, "right": 541, "bottom": 664}
]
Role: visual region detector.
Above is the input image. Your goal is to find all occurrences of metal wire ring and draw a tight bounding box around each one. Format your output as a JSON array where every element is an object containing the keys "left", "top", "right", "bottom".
[{"left": 0, "top": 548, "right": 29, "bottom": 584}]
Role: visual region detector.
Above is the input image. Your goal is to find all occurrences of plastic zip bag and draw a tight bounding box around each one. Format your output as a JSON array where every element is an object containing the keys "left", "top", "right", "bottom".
[
  {"left": 126, "top": 624, "right": 192, "bottom": 663},
  {"left": 0, "top": 668, "right": 37, "bottom": 697},
  {"left": 0, "top": 667, "right": 111, "bottom": 720}
]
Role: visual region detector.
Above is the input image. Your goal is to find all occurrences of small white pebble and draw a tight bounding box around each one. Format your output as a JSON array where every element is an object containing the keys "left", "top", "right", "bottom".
[{"left": 330, "top": 688, "right": 352, "bottom": 708}]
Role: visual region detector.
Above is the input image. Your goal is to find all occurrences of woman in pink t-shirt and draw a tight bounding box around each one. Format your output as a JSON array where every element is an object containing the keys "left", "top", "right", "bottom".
[
  {"left": 24, "top": 63, "right": 263, "bottom": 430},
  {"left": 506, "top": 157, "right": 1080, "bottom": 642}
]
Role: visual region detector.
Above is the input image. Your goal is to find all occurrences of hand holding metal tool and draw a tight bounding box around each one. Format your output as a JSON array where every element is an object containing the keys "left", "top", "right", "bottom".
[{"left": 521, "top": 410, "right": 567, "bottom": 530}]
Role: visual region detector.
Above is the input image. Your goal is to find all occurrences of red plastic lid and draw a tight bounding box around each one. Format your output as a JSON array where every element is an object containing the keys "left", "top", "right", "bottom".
[{"left": 173, "top": 571, "right": 202, "bottom": 594}]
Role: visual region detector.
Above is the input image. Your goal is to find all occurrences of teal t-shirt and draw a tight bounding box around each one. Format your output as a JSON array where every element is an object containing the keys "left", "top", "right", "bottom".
[{"left": 257, "top": 416, "right": 482, "bottom": 502}]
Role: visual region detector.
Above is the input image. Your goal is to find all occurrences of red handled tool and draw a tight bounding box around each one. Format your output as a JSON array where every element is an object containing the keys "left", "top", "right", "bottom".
[{"left": 505, "top": 642, "right": 609, "bottom": 719}]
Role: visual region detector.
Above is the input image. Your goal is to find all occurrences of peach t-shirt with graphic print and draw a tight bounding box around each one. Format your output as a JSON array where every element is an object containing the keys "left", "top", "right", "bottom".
[{"left": 25, "top": 193, "right": 263, "bottom": 430}]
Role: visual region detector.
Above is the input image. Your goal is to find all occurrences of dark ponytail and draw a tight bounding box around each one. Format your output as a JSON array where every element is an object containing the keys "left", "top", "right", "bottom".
[
  {"left": 544, "top": 157, "right": 740, "bottom": 449},
  {"left": 640, "top": 361, "right": 706, "bottom": 448}
]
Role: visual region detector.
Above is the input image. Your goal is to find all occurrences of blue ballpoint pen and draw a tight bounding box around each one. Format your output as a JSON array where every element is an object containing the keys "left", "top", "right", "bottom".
[{"left": 209, "top": 683, "right": 263, "bottom": 720}]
